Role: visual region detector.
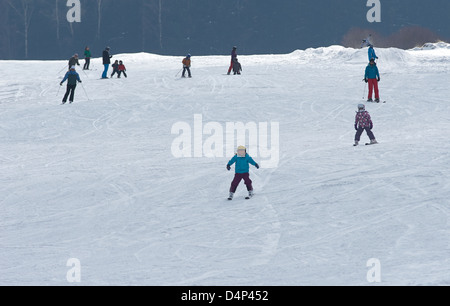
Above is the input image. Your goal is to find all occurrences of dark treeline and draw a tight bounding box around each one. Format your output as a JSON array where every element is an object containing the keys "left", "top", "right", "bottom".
[{"left": 1, "top": 0, "right": 449, "bottom": 60}]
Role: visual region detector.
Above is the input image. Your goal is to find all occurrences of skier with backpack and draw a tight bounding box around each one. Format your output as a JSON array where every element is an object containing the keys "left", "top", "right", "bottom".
[
  {"left": 364, "top": 58, "right": 381, "bottom": 102},
  {"left": 354, "top": 104, "right": 378, "bottom": 146},
  {"left": 60, "top": 66, "right": 82, "bottom": 104},
  {"left": 226, "top": 145, "right": 259, "bottom": 200}
]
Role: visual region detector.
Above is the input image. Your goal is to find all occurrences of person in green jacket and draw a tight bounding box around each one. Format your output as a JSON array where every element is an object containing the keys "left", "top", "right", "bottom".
[{"left": 83, "top": 46, "right": 92, "bottom": 70}]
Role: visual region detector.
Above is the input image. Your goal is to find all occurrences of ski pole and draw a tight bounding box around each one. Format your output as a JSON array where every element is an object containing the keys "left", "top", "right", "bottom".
[
  {"left": 175, "top": 68, "right": 183, "bottom": 77},
  {"left": 363, "top": 80, "right": 367, "bottom": 100},
  {"left": 56, "top": 84, "right": 62, "bottom": 97},
  {"left": 80, "top": 82, "right": 90, "bottom": 101},
  {"left": 57, "top": 65, "right": 68, "bottom": 75}
]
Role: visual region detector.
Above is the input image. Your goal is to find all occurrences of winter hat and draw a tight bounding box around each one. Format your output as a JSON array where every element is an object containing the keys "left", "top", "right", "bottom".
[
  {"left": 106, "top": 46, "right": 110, "bottom": 51},
  {"left": 233, "top": 46, "right": 237, "bottom": 50},
  {"left": 187, "top": 54, "right": 191, "bottom": 58},
  {"left": 358, "top": 104, "right": 365, "bottom": 111},
  {"left": 74, "top": 53, "right": 78, "bottom": 57},
  {"left": 70, "top": 66, "right": 76, "bottom": 70}
]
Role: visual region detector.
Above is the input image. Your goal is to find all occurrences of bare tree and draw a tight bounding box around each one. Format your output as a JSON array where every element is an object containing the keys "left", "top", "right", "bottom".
[
  {"left": 97, "top": 0, "right": 103, "bottom": 38},
  {"left": 158, "top": 0, "right": 163, "bottom": 50},
  {"left": 55, "top": 0, "right": 60, "bottom": 40},
  {"left": 7, "top": 0, "right": 34, "bottom": 59}
]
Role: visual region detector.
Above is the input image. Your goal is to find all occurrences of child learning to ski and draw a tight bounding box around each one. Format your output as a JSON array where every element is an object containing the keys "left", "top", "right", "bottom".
[
  {"left": 118, "top": 60, "right": 127, "bottom": 78},
  {"left": 232, "top": 58, "right": 242, "bottom": 75},
  {"left": 354, "top": 104, "right": 378, "bottom": 146},
  {"left": 364, "top": 58, "right": 381, "bottom": 102},
  {"left": 182, "top": 54, "right": 192, "bottom": 78},
  {"left": 226, "top": 146, "right": 259, "bottom": 200},
  {"left": 111, "top": 60, "right": 119, "bottom": 78}
]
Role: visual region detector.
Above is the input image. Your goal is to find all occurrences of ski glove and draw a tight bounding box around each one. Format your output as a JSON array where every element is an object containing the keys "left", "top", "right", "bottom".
[
  {"left": 255, "top": 163, "right": 260, "bottom": 169},
  {"left": 226, "top": 164, "right": 231, "bottom": 171},
  {"left": 364, "top": 78, "right": 368, "bottom": 83},
  {"left": 60, "top": 83, "right": 63, "bottom": 86},
  {"left": 354, "top": 124, "right": 358, "bottom": 131},
  {"left": 79, "top": 80, "right": 82, "bottom": 83},
  {"left": 370, "top": 124, "right": 373, "bottom": 130},
  {"left": 377, "top": 77, "right": 380, "bottom": 82}
]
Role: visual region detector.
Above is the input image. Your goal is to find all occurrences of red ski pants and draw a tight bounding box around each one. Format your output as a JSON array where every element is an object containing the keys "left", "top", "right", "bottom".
[
  {"left": 230, "top": 173, "right": 253, "bottom": 193},
  {"left": 227, "top": 60, "right": 234, "bottom": 74},
  {"left": 368, "top": 79, "right": 379, "bottom": 99}
]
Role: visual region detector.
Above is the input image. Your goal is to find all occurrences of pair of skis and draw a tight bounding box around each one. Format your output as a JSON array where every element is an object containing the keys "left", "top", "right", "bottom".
[{"left": 228, "top": 195, "right": 253, "bottom": 201}]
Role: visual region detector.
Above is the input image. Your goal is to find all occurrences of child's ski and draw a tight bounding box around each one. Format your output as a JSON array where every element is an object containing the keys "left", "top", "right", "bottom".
[{"left": 365, "top": 143, "right": 378, "bottom": 145}]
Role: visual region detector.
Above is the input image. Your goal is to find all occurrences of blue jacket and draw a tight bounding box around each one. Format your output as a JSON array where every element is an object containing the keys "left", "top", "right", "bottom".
[
  {"left": 61, "top": 70, "right": 81, "bottom": 85},
  {"left": 365, "top": 64, "right": 380, "bottom": 80},
  {"left": 228, "top": 153, "right": 257, "bottom": 174},
  {"left": 368, "top": 46, "right": 378, "bottom": 61}
]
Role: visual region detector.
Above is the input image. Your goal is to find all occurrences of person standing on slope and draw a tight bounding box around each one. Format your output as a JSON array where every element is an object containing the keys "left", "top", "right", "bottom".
[
  {"left": 232, "top": 58, "right": 242, "bottom": 75},
  {"left": 182, "top": 54, "right": 192, "bottom": 78},
  {"left": 83, "top": 46, "right": 92, "bottom": 70},
  {"left": 111, "top": 60, "right": 120, "bottom": 78},
  {"left": 368, "top": 44, "right": 378, "bottom": 62},
  {"left": 354, "top": 104, "right": 377, "bottom": 146},
  {"left": 118, "top": 61, "right": 127, "bottom": 78},
  {"left": 68, "top": 53, "right": 80, "bottom": 70},
  {"left": 102, "top": 47, "right": 113, "bottom": 79},
  {"left": 60, "top": 66, "right": 82, "bottom": 104},
  {"left": 364, "top": 58, "right": 381, "bottom": 102},
  {"left": 227, "top": 46, "right": 238, "bottom": 75},
  {"left": 226, "top": 145, "right": 259, "bottom": 200}
]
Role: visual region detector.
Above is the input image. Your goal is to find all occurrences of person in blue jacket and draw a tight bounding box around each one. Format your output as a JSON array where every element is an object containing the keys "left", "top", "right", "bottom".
[
  {"left": 364, "top": 58, "right": 380, "bottom": 102},
  {"left": 226, "top": 145, "right": 259, "bottom": 200},
  {"left": 368, "top": 44, "right": 378, "bottom": 62},
  {"left": 60, "top": 66, "right": 82, "bottom": 104}
]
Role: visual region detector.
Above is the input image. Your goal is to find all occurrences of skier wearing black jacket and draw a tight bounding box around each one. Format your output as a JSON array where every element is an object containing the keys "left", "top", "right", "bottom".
[{"left": 102, "top": 47, "right": 112, "bottom": 79}]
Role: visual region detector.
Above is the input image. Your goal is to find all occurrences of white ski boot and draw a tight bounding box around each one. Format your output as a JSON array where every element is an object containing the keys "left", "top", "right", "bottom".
[
  {"left": 353, "top": 141, "right": 359, "bottom": 147},
  {"left": 228, "top": 192, "right": 234, "bottom": 201},
  {"left": 246, "top": 190, "right": 254, "bottom": 200},
  {"left": 370, "top": 139, "right": 378, "bottom": 144}
]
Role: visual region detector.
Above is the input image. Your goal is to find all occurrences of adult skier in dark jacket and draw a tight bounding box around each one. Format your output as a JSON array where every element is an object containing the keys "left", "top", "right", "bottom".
[
  {"left": 68, "top": 54, "right": 80, "bottom": 70},
  {"left": 60, "top": 66, "right": 82, "bottom": 104},
  {"left": 102, "top": 47, "right": 112, "bottom": 79},
  {"left": 227, "top": 46, "right": 237, "bottom": 75}
]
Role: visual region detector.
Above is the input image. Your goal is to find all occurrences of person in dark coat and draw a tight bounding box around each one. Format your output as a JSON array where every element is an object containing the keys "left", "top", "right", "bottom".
[
  {"left": 227, "top": 46, "right": 237, "bottom": 75},
  {"left": 102, "top": 47, "right": 112, "bottom": 79},
  {"left": 60, "top": 66, "right": 82, "bottom": 104},
  {"left": 111, "top": 60, "right": 119, "bottom": 78},
  {"left": 232, "top": 58, "right": 242, "bottom": 75},
  {"left": 68, "top": 54, "right": 80, "bottom": 70}
]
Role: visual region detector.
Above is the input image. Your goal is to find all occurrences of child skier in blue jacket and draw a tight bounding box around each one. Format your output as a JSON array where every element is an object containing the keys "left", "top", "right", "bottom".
[{"left": 226, "top": 146, "right": 259, "bottom": 200}]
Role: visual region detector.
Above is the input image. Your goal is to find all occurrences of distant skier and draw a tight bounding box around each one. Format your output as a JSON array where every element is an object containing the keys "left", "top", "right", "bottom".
[
  {"left": 368, "top": 44, "right": 378, "bottom": 62},
  {"left": 111, "top": 60, "right": 119, "bottom": 78},
  {"left": 60, "top": 66, "right": 82, "bottom": 104},
  {"left": 227, "top": 46, "right": 238, "bottom": 75},
  {"left": 102, "top": 46, "right": 112, "bottom": 79},
  {"left": 118, "top": 61, "right": 127, "bottom": 78},
  {"left": 354, "top": 104, "right": 378, "bottom": 146},
  {"left": 68, "top": 54, "right": 80, "bottom": 70},
  {"left": 364, "top": 58, "right": 381, "bottom": 102},
  {"left": 83, "top": 46, "right": 92, "bottom": 70},
  {"left": 226, "top": 145, "right": 259, "bottom": 200},
  {"left": 232, "top": 58, "right": 242, "bottom": 75},
  {"left": 361, "top": 34, "right": 372, "bottom": 48},
  {"left": 182, "top": 54, "right": 192, "bottom": 78}
]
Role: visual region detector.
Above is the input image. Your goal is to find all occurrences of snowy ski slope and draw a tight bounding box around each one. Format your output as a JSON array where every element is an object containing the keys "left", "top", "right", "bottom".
[{"left": 0, "top": 44, "right": 449, "bottom": 285}]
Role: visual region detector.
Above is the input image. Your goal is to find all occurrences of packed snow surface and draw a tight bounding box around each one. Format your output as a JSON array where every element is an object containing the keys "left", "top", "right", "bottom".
[{"left": 1, "top": 44, "right": 449, "bottom": 285}]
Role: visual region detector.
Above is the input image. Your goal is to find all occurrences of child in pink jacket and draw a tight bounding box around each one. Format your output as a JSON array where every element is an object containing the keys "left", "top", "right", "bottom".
[{"left": 354, "top": 104, "right": 378, "bottom": 146}]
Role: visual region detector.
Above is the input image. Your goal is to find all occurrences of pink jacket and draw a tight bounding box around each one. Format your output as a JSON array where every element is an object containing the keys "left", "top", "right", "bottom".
[{"left": 355, "top": 110, "right": 373, "bottom": 129}]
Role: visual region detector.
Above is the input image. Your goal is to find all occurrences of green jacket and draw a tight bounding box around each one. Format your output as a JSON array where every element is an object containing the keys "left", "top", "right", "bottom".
[{"left": 84, "top": 50, "right": 92, "bottom": 58}]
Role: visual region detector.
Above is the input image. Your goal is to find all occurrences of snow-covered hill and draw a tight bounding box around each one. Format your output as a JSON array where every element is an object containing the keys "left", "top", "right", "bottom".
[{"left": 1, "top": 45, "right": 449, "bottom": 285}]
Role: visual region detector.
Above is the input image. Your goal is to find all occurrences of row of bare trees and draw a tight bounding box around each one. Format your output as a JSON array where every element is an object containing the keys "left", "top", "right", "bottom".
[{"left": 0, "top": 0, "right": 164, "bottom": 59}]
